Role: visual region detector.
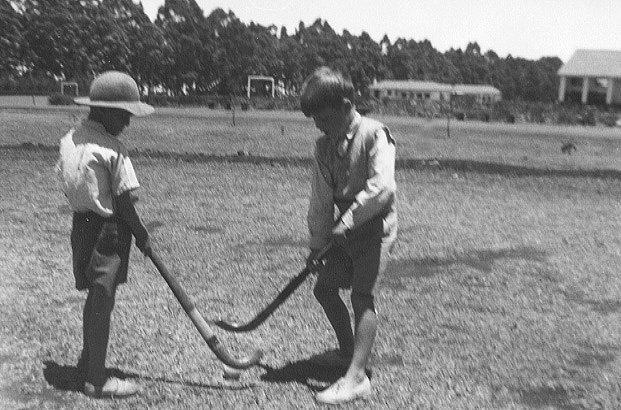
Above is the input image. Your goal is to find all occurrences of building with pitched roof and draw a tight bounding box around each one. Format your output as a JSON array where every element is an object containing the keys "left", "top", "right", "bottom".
[
  {"left": 558, "top": 49, "right": 621, "bottom": 105},
  {"left": 368, "top": 80, "right": 502, "bottom": 105}
]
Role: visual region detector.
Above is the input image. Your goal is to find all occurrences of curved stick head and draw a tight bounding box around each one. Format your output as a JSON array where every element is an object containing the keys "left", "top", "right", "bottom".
[
  {"left": 214, "top": 243, "right": 333, "bottom": 334},
  {"left": 208, "top": 335, "right": 263, "bottom": 369},
  {"left": 215, "top": 320, "right": 250, "bottom": 333},
  {"left": 229, "top": 349, "right": 263, "bottom": 370}
]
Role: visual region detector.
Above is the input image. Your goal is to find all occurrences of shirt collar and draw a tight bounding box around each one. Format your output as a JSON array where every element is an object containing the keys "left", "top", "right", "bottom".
[
  {"left": 344, "top": 111, "right": 362, "bottom": 141},
  {"left": 334, "top": 111, "right": 361, "bottom": 157}
]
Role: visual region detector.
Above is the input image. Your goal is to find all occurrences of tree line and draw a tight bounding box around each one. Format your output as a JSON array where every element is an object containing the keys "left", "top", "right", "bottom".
[{"left": 1, "top": 0, "right": 563, "bottom": 101}]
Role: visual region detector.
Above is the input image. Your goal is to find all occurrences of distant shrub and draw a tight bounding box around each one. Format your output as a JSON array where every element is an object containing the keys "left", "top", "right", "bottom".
[
  {"left": 0, "top": 73, "right": 60, "bottom": 95},
  {"left": 556, "top": 109, "right": 577, "bottom": 125},
  {"left": 142, "top": 93, "right": 302, "bottom": 111},
  {"left": 577, "top": 109, "right": 596, "bottom": 126},
  {"left": 598, "top": 112, "right": 619, "bottom": 127},
  {"left": 489, "top": 101, "right": 515, "bottom": 123},
  {"left": 136, "top": 92, "right": 621, "bottom": 127},
  {"left": 251, "top": 96, "right": 295, "bottom": 110},
  {"left": 48, "top": 93, "right": 75, "bottom": 105},
  {"left": 526, "top": 102, "right": 547, "bottom": 123}
]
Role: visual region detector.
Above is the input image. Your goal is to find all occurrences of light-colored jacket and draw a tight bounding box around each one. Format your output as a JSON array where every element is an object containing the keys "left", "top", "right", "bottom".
[{"left": 308, "top": 112, "right": 397, "bottom": 249}]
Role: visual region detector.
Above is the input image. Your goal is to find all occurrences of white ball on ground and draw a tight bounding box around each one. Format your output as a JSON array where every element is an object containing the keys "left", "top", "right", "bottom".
[{"left": 222, "top": 364, "right": 242, "bottom": 380}]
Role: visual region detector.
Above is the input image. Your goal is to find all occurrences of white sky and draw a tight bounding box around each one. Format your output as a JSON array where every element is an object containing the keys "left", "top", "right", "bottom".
[{"left": 138, "top": 0, "right": 621, "bottom": 62}]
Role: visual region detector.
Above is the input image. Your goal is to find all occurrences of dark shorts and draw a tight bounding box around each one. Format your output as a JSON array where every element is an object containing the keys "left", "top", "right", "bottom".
[
  {"left": 71, "top": 212, "right": 132, "bottom": 293},
  {"left": 315, "top": 210, "right": 395, "bottom": 295},
  {"left": 316, "top": 238, "right": 393, "bottom": 296}
]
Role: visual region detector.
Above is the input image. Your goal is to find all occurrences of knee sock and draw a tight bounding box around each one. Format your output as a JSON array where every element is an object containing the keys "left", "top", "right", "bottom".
[
  {"left": 314, "top": 284, "right": 354, "bottom": 355},
  {"left": 84, "top": 285, "right": 116, "bottom": 386}
]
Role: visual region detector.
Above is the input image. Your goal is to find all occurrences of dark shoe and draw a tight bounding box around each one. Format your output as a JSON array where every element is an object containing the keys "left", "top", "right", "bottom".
[{"left": 84, "top": 377, "right": 139, "bottom": 398}]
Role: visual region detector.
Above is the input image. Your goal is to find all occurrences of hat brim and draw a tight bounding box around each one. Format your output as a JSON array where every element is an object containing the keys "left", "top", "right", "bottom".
[{"left": 74, "top": 97, "right": 154, "bottom": 117}]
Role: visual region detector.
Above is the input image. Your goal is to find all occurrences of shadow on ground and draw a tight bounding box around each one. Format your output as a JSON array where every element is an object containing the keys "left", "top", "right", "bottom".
[
  {"left": 381, "top": 246, "right": 548, "bottom": 290},
  {"left": 259, "top": 359, "right": 343, "bottom": 391},
  {"left": 259, "top": 358, "right": 378, "bottom": 392},
  {"left": 42, "top": 360, "right": 254, "bottom": 393},
  {"left": 560, "top": 289, "right": 621, "bottom": 315},
  {"left": 42, "top": 361, "right": 83, "bottom": 393},
  {"left": 518, "top": 385, "right": 581, "bottom": 410}
]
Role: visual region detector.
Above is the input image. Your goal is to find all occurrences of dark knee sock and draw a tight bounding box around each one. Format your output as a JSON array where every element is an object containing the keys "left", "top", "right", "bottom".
[
  {"left": 84, "top": 285, "right": 116, "bottom": 386},
  {"left": 78, "top": 294, "right": 94, "bottom": 374},
  {"left": 314, "top": 285, "right": 354, "bottom": 354}
]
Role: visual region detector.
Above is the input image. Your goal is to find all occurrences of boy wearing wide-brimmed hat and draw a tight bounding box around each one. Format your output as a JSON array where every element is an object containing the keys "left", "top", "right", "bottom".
[{"left": 56, "top": 71, "right": 153, "bottom": 398}]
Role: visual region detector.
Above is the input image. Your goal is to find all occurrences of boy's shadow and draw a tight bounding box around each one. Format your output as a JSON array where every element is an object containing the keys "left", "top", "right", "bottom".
[
  {"left": 42, "top": 361, "right": 137, "bottom": 393},
  {"left": 43, "top": 360, "right": 254, "bottom": 392},
  {"left": 259, "top": 359, "right": 372, "bottom": 392}
]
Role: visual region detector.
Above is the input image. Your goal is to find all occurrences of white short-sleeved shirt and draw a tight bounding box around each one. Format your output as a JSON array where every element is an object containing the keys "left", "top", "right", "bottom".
[{"left": 56, "top": 119, "right": 140, "bottom": 217}]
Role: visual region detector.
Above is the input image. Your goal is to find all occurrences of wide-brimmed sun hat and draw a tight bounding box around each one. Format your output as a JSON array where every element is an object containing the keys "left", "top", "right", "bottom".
[{"left": 74, "top": 71, "right": 154, "bottom": 116}]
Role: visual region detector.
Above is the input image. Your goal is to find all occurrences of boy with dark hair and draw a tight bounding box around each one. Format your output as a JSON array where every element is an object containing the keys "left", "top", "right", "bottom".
[
  {"left": 56, "top": 71, "right": 154, "bottom": 398},
  {"left": 301, "top": 66, "right": 398, "bottom": 404}
]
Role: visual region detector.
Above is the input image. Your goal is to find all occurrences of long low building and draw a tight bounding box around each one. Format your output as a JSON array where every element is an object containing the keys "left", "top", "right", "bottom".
[
  {"left": 558, "top": 49, "right": 621, "bottom": 105},
  {"left": 369, "top": 80, "right": 502, "bottom": 105}
]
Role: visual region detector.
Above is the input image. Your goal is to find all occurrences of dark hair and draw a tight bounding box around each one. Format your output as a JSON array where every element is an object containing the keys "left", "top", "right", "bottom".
[{"left": 300, "top": 66, "right": 355, "bottom": 116}]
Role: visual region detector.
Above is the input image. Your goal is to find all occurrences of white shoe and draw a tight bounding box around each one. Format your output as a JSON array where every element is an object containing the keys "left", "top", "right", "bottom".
[
  {"left": 309, "top": 350, "right": 352, "bottom": 368},
  {"left": 83, "top": 377, "right": 140, "bottom": 398},
  {"left": 316, "top": 376, "right": 371, "bottom": 405}
]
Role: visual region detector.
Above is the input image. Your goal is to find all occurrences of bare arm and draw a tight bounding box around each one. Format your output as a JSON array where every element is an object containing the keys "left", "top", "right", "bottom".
[{"left": 115, "top": 190, "right": 151, "bottom": 255}]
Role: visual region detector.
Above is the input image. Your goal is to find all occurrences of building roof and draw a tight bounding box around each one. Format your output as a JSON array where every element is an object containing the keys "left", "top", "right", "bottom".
[
  {"left": 370, "top": 80, "right": 448, "bottom": 92},
  {"left": 369, "top": 80, "right": 501, "bottom": 95},
  {"left": 452, "top": 84, "right": 501, "bottom": 95},
  {"left": 558, "top": 49, "right": 621, "bottom": 78}
]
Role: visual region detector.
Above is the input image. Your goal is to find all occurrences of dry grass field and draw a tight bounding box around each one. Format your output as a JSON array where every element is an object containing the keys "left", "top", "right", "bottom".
[{"left": 1, "top": 107, "right": 621, "bottom": 409}]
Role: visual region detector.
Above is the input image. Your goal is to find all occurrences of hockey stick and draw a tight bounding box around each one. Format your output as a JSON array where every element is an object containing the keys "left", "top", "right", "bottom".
[
  {"left": 215, "top": 242, "right": 333, "bottom": 333},
  {"left": 148, "top": 249, "right": 263, "bottom": 369}
]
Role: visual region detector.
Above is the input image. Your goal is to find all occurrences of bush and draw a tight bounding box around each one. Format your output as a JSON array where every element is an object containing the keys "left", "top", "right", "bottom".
[
  {"left": 577, "top": 109, "right": 596, "bottom": 126},
  {"left": 140, "top": 93, "right": 305, "bottom": 111},
  {"left": 526, "top": 102, "right": 547, "bottom": 123},
  {"left": 489, "top": 101, "right": 515, "bottom": 123},
  {"left": 0, "top": 73, "right": 59, "bottom": 95},
  {"left": 555, "top": 105, "right": 579, "bottom": 125},
  {"left": 48, "top": 93, "right": 76, "bottom": 105},
  {"left": 598, "top": 112, "right": 619, "bottom": 127},
  {"left": 250, "top": 96, "right": 292, "bottom": 110}
]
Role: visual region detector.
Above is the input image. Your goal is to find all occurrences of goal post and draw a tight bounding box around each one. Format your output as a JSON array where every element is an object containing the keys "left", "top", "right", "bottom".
[
  {"left": 60, "top": 81, "right": 79, "bottom": 96},
  {"left": 247, "top": 75, "right": 274, "bottom": 98}
]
